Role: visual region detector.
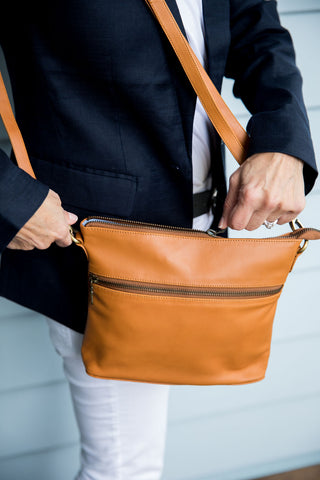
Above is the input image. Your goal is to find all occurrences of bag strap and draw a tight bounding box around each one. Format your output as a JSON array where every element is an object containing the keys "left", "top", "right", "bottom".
[
  {"left": 144, "top": 0, "right": 249, "bottom": 164},
  {"left": 0, "top": 72, "right": 36, "bottom": 178}
]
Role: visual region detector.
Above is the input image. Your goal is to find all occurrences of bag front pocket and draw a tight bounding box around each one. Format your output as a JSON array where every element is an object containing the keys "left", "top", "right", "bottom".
[
  {"left": 89, "top": 273, "right": 282, "bottom": 303},
  {"left": 82, "top": 273, "right": 283, "bottom": 385}
]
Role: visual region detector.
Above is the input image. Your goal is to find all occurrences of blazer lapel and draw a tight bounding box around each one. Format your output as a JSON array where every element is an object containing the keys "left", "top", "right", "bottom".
[
  {"left": 202, "top": 0, "right": 230, "bottom": 89},
  {"left": 163, "top": 0, "right": 197, "bottom": 162}
]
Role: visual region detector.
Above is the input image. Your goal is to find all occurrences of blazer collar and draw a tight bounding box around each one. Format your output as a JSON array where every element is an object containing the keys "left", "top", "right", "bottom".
[{"left": 202, "top": 0, "right": 230, "bottom": 87}]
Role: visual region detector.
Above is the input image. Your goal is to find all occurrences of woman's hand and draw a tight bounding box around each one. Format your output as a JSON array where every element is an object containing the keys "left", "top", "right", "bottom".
[
  {"left": 7, "top": 189, "right": 78, "bottom": 250},
  {"left": 219, "top": 152, "right": 305, "bottom": 231}
]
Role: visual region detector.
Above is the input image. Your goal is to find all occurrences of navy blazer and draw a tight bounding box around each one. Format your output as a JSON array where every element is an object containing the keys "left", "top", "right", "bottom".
[{"left": 0, "top": 0, "right": 317, "bottom": 332}]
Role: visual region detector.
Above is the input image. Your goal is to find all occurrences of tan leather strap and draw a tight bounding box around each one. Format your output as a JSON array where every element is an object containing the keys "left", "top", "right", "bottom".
[
  {"left": 0, "top": 72, "right": 36, "bottom": 178},
  {"left": 145, "top": 0, "right": 249, "bottom": 164}
]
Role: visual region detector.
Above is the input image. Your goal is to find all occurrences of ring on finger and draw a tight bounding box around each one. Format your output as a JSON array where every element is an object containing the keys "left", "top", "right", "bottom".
[{"left": 263, "top": 219, "right": 278, "bottom": 229}]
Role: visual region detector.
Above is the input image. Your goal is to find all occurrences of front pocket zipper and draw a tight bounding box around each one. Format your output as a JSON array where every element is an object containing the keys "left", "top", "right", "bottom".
[{"left": 89, "top": 274, "right": 283, "bottom": 305}]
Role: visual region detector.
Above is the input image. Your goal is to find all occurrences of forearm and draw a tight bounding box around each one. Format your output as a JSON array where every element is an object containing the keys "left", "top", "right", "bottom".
[
  {"left": 0, "top": 149, "right": 49, "bottom": 252},
  {"left": 226, "top": 0, "right": 318, "bottom": 193}
]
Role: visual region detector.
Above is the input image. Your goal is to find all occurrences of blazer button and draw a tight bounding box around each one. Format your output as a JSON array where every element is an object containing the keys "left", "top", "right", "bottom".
[{"left": 211, "top": 188, "right": 218, "bottom": 209}]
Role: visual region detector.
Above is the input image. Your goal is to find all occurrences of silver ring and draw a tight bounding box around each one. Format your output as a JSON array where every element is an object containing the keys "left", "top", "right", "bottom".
[{"left": 263, "top": 219, "right": 278, "bottom": 229}]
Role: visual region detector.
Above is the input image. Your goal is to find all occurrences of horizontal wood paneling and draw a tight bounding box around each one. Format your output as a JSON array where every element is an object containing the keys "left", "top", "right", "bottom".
[
  {"left": 1, "top": 448, "right": 320, "bottom": 480},
  {"left": 0, "top": 295, "right": 33, "bottom": 318},
  {"left": 278, "top": 0, "right": 320, "bottom": 14},
  {"left": 168, "top": 336, "right": 320, "bottom": 424},
  {"left": 0, "top": 444, "right": 79, "bottom": 480},
  {"left": 163, "top": 395, "right": 320, "bottom": 480},
  {"left": 0, "top": 382, "right": 78, "bottom": 459},
  {"left": 0, "top": 313, "right": 64, "bottom": 392},
  {"left": 273, "top": 269, "right": 320, "bottom": 340}
]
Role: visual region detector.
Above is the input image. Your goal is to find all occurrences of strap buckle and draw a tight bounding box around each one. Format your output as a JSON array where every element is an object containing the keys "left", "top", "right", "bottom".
[
  {"left": 289, "top": 218, "right": 308, "bottom": 254},
  {"left": 69, "top": 226, "right": 82, "bottom": 245}
]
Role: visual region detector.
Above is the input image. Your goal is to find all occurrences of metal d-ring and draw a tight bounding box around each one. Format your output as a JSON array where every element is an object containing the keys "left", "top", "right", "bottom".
[
  {"left": 289, "top": 218, "right": 308, "bottom": 254},
  {"left": 69, "top": 226, "right": 81, "bottom": 245}
]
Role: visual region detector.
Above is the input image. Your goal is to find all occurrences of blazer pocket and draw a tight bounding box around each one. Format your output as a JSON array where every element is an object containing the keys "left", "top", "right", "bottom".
[{"left": 31, "top": 156, "right": 138, "bottom": 218}]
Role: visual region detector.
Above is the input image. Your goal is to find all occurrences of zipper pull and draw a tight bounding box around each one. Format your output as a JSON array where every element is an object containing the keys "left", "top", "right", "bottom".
[
  {"left": 206, "top": 228, "right": 227, "bottom": 237},
  {"left": 89, "top": 274, "right": 98, "bottom": 305}
]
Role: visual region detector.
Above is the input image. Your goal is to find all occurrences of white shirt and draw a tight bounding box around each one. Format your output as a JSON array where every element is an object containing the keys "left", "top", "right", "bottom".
[{"left": 175, "top": 0, "right": 214, "bottom": 230}]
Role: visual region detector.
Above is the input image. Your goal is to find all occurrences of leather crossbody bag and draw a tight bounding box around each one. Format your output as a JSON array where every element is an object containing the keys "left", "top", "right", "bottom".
[{"left": 0, "top": 0, "right": 319, "bottom": 385}]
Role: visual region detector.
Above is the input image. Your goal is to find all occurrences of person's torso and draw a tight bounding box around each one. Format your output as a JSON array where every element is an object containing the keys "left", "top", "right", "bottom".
[
  {"left": 0, "top": 0, "right": 230, "bottom": 227},
  {"left": 175, "top": 0, "right": 214, "bottom": 229}
]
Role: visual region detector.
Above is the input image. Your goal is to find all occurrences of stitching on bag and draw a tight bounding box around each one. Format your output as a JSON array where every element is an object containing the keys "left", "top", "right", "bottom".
[{"left": 84, "top": 227, "right": 301, "bottom": 244}]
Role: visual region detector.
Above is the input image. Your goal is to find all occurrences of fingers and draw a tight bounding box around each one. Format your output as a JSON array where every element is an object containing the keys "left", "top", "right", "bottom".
[
  {"left": 7, "top": 238, "right": 35, "bottom": 250},
  {"left": 55, "top": 211, "right": 78, "bottom": 248},
  {"left": 42, "top": 191, "right": 77, "bottom": 248},
  {"left": 277, "top": 211, "right": 303, "bottom": 226},
  {"left": 30, "top": 210, "right": 78, "bottom": 249},
  {"left": 65, "top": 211, "right": 78, "bottom": 225},
  {"left": 219, "top": 153, "right": 306, "bottom": 231},
  {"left": 55, "top": 228, "right": 73, "bottom": 248},
  {"left": 225, "top": 191, "right": 302, "bottom": 231},
  {"left": 219, "top": 171, "right": 260, "bottom": 230},
  {"left": 244, "top": 198, "right": 282, "bottom": 231},
  {"left": 7, "top": 188, "right": 79, "bottom": 251},
  {"left": 218, "top": 171, "right": 242, "bottom": 229}
]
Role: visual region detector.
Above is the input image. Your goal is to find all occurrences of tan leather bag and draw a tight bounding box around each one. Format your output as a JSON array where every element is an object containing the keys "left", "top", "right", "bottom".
[
  {"left": 0, "top": 0, "right": 319, "bottom": 386},
  {"left": 76, "top": 0, "right": 320, "bottom": 385}
]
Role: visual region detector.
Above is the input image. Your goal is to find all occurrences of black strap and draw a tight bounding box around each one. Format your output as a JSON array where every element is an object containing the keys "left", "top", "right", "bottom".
[{"left": 193, "top": 189, "right": 217, "bottom": 218}]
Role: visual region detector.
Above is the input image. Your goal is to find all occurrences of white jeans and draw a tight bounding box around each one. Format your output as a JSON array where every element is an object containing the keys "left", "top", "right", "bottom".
[{"left": 47, "top": 318, "right": 170, "bottom": 480}]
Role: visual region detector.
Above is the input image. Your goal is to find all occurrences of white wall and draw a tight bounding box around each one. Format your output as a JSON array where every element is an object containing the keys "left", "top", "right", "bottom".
[{"left": 0, "top": 1, "right": 319, "bottom": 479}]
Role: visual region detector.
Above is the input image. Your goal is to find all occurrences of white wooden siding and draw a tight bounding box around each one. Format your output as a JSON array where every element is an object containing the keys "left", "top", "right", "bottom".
[{"left": 0, "top": 1, "right": 319, "bottom": 479}]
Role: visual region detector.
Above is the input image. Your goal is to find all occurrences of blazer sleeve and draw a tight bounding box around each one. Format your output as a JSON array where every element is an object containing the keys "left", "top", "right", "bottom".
[
  {"left": 225, "top": 0, "right": 318, "bottom": 194},
  {"left": 0, "top": 148, "right": 49, "bottom": 252}
]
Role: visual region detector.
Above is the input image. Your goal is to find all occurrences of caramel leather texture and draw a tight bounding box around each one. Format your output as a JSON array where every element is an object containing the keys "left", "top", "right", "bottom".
[
  {"left": 0, "top": 2, "right": 319, "bottom": 385},
  {"left": 83, "top": 282, "right": 280, "bottom": 385},
  {"left": 79, "top": 220, "right": 320, "bottom": 385},
  {"left": 81, "top": 228, "right": 301, "bottom": 287}
]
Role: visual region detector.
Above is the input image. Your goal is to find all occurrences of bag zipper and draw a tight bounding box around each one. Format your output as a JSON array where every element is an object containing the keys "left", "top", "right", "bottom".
[
  {"left": 82, "top": 216, "right": 315, "bottom": 240},
  {"left": 82, "top": 216, "right": 225, "bottom": 237},
  {"left": 89, "top": 273, "right": 282, "bottom": 305}
]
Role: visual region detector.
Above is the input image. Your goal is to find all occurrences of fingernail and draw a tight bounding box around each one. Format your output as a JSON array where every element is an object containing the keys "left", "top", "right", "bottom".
[
  {"left": 218, "top": 217, "right": 226, "bottom": 229},
  {"left": 68, "top": 212, "right": 78, "bottom": 223}
]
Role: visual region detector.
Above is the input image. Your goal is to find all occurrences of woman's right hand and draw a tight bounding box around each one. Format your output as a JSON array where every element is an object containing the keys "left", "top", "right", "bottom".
[{"left": 7, "top": 189, "right": 78, "bottom": 251}]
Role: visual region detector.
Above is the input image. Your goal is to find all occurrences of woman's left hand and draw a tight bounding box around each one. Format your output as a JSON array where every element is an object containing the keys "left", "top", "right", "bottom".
[{"left": 218, "top": 152, "right": 306, "bottom": 231}]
